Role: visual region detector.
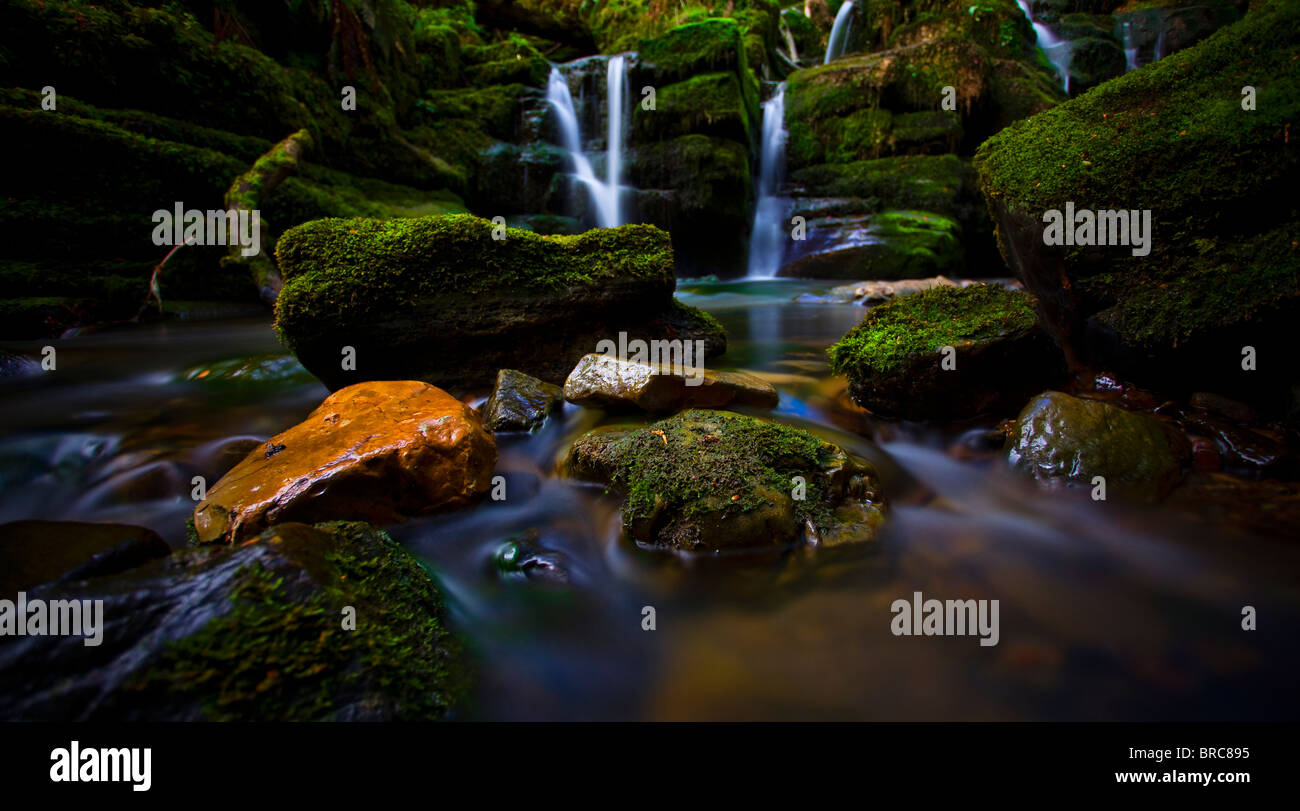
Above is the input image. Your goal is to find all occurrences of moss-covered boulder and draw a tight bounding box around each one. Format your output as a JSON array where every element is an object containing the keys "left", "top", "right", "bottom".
[
  {"left": 828, "top": 284, "right": 1066, "bottom": 419},
  {"left": 274, "top": 214, "right": 725, "bottom": 390},
  {"left": 194, "top": 380, "right": 497, "bottom": 543},
  {"left": 564, "top": 410, "right": 886, "bottom": 552},
  {"left": 482, "top": 369, "right": 565, "bottom": 433},
  {"left": 0, "top": 521, "right": 468, "bottom": 721},
  {"left": 975, "top": 0, "right": 1300, "bottom": 409},
  {"left": 1008, "top": 391, "right": 1185, "bottom": 500}
]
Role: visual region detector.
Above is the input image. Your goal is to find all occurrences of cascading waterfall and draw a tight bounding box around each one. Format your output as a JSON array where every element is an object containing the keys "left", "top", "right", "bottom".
[
  {"left": 824, "top": 1, "right": 855, "bottom": 64},
  {"left": 783, "top": 25, "right": 799, "bottom": 64},
  {"left": 1015, "top": 0, "right": 1072, "bottom": 94},
  {"left": 545, "top": 58, "right": 628, "bottom": 229},
  {"left": 1121, "top": 21, "right": 1139, "bottom": 72},
  {"left": 746, "top": 84, "right": 788, "bottom": 279},
  {"left": 605, "top": 54, "right": 627, "bottom": 228}
]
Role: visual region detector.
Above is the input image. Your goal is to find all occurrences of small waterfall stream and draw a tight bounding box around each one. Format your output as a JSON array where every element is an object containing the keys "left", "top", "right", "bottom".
[
  {"left": 824, "top": 1, "right": 856, "bottom": 64},
  {"left": 746, "top": 84, "right": 789, "bottom": 279},
  {"left": 1015, "top": 0, "right": 1072, "bottom": 94},
  {"left": 545, "top": 56, "right": 630, "bottom": 229}
]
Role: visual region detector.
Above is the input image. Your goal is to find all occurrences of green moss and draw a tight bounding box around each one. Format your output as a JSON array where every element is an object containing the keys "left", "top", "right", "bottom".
[
  {"left": 629, "top": 135, "right": 752, "bottom": 218},
  {"left": 639, "top": 18, "right": 747, "bottom": 80},
  {"left": 636, "top": 72, "right": 752, "bottom": 143},
  {"left": 274, "top": 214, "right": 675, "bottom": 345},
  {"left": 829, "top": 283, "right": 1038, "bottom": 376},
  {"left": 129, "top": 522, "right": 466, "bottom": 721},
  {"left": 588, "top": 410, "right": 840, "bottom": 528}
]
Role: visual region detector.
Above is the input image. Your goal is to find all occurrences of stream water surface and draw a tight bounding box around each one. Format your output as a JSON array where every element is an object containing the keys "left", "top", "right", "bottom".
[{"left": 1, "top": 278, "right": 1295, "bottom": 720}]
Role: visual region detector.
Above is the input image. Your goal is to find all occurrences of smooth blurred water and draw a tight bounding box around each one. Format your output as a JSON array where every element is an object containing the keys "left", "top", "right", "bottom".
[{"left": 2, "top": 279, "right": 1296, "bottom": 720}]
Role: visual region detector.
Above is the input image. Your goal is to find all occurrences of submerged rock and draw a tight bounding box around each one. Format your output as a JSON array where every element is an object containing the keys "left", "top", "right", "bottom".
[
  {"left": 975, "top": 2, "right": 1300, "bottom": 409},
  {"left": 564, "top": 410, "right": 885, "bottom": 553},
  {"left": 273, "top": 215, "right": 725, "bottom": 390},
  {"left": 1008, "top": 391, "right": 1185, "bottom": 501},
  {"left": 0, "top": 522, "right": 467, "bottom": 721},
  {"left": 828, "top": 284, "right": 1065, "bottom": 420},
  {"left": 0, "top": 520, "right": 169, "bottom": 596},
  {"left": 563, "top": 353, "right": 778, "bottom": 413},
  {"left": 482, "top": 369, "right": 565, "bottom": 433},
  {"left": 193, "top": 380, "right": 496, "bottom": 543}
]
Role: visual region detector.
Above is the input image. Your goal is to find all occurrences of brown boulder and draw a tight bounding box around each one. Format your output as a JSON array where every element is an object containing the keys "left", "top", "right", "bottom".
[{"left": 193, "top": 381, "right": 496, "bottom": 543}]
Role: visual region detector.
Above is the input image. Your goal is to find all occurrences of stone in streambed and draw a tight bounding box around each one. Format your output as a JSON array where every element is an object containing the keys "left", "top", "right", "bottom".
[
  {"left": 192, "top": 380, "right": 496, "bottom": 543},
  {"left": 0, "top": 521, "right": 467, "bottom": 720},
  {"left": 828, "top": 284, "right": 1065, "bottom": 420},
  {"left": 0, "top": 520, "right": 170, "bottom": 596},
  {"left": 1007, "top": 391, "right": 1185, "bottom": 502},
  {"left": 563, "top": 410, "right": 886, "bottom": 553},
  {"left": 563, "top": 353, "right": 778, "bottom": 413},
  {"left": 482, "top": 368, "right": 564, "bottom": 433}
]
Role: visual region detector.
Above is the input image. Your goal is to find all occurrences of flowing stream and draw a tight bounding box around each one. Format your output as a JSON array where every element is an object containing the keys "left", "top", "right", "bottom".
[
  {"left": 1016, "top": 0, "right": 1072, "bottom": 94},
  {"left": 1, "top": 279, "right": 1295, "bottom": 719}
]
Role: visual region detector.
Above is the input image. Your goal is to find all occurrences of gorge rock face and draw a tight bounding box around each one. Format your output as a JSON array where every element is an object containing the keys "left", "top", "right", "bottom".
[
  {"left": 975, "top": 1, "right": 1299, "bottom": 411},
  {"left": 1008, "top": 391, "right": 1185, "bottom": 501},
  {"left": 829, "top": 284, "right": 1066, "bottom": 420},
  {"left": 774, "top": 1, "right": 1065, "bottom": 278},
  {"left": 0, "top": 522, "right": 467, "bottom": 721},
  {"left": 193, "top": 380, "right": 496, "bottom": 543},
  {"left": 273, "top": 215, "right": 725, "bottom": 391},
  {"left": 563, "top": 353, "right": 779, "bottom": 413},
  {"left": 564, "top": 410, "right": 886, "bottom": 553}
]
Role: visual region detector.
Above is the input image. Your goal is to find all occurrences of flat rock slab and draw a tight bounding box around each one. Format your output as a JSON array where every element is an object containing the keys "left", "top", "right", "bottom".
[
  {"left": 193, "top": 380, "right": 496, "bottom": 543},
  {"left": 563, "top": 353, "right": 778, "bottom": 413}
]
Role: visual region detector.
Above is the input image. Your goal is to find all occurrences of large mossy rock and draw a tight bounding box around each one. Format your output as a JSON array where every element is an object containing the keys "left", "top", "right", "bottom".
[
  {"left": 780, "top": 210, "right": 964, "bottom": 279},
  {"left": 1008, "top": 391, "right": 1185, "bottom": 501},
  {"left": 975, "top": 0, "right": 1300, "bottom": 409},
  {"left": 0, "top": 521, "right": 468, "bottom": 721},
  {"left": 828, "top": 284, "right": 1065, "bottom": 420},
  {"left": 564, "top": 410, "right": 886, "bottom": 553},
  {"left": 273, "top": 214, "right": 726, "bottom": 390},
  {"left": 193, "top": 381, "right": 497, "bottom": 543}
]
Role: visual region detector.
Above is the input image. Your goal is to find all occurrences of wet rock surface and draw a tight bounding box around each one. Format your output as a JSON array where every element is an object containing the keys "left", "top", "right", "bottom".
[
  {"left": 193, "top": 380, "right": 496, "bottom": 543},
  {"left": 563, "top": 353, "right": 779, "bottom": 413},
  {"left": 0, "top": 520, "right": 169, "bottom": 595},
  {"left": 482, "top": 369, "right": 564, "bottom": 433},
  {"left": 0, "top": 521, "right": 467, "bottom": 721}
]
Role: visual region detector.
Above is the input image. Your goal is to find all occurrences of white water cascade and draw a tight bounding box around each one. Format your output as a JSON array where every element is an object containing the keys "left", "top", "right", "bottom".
[
  {"left": 824, "top": 1, "right": 855, "bottom": 64},
  {"left": 1015, "top": 0, "right": 1072, "bottom": 94},
  {"left": 545, "top": 56, "right": 629, "bottom": 229},
  {"left": 1121, "top": 21, "right": 1139, "bottom": 72},
  {"left": 746, "top": 84, "right": 788, "bottom": 279}
]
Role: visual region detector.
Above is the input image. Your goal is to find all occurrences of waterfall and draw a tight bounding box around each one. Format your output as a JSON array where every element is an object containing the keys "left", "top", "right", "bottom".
[
  {"left": 783, "top": 25, "right": 799, "bottom": 64},
  {"left": 605, "top": 55, "right": 627, "bottom": 228},
  {"left": 1015, "top": 0, "right": 1072, "bottom": 94},
  {"left": 1154, "top": 28, "right": 1166, "bottom": 62},
  {"left": 824, "top": 1, "right": 855, "bottom": 64},
  {"left": 545, "top": 59, "right": 628, "bottom": 229},
  {"left": 746, "top": 84, "right": 788, "bottom": 279},
  {"left": 1121, "top": 21, "right": 1139, "bottom": 72}
]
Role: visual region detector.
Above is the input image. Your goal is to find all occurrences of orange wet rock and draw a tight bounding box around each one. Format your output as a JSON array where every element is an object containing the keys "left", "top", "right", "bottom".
[{"left": 193, "top": 380, "right": 496, "bottom": 543}]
